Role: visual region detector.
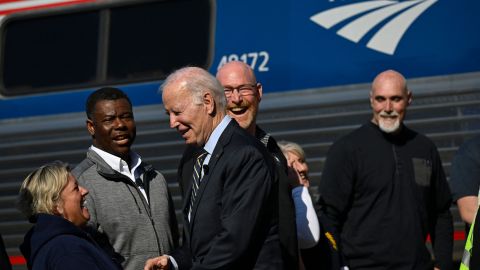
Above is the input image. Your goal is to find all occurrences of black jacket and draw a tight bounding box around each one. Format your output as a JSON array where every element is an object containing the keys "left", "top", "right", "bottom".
[
  {"left": 318, "top": 122, "right": 453, "bottom": 270},
  {"left": 0, "top": 233, "right": 11, "bottom": 270},
  {"left": 20, "top": 214, "right": 120, "bottom": 270},
  {"left": 256, "top": 127, "right": 299, "bottom": 270},
  {"left": 173, "top": 120, "right": 283, "bottom": 269}
]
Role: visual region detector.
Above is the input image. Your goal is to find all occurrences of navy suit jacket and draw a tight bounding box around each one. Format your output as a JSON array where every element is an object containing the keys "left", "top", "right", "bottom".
[{"left": 172, "top": 120, "right": 283, "bottom": 270}]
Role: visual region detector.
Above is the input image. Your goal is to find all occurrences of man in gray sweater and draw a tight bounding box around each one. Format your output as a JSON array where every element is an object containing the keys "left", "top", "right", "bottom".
[{"left": 73, "top": 87, "right": 178, "bottom": 270}]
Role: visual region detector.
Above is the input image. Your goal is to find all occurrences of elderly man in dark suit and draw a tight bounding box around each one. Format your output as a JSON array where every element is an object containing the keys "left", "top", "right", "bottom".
[{"left": 144, "top": 67, "right": 282, "bottom": 270}]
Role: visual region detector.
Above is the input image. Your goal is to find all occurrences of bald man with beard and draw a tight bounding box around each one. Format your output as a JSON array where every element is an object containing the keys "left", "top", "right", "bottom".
[{"left": 317, "top": 70, "right": 453, "bottom": 270}]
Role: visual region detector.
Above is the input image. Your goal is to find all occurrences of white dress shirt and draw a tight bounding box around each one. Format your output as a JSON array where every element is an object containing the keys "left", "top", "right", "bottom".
[{"left": 90, "top": 145, "right": 148, "bottom": 202}]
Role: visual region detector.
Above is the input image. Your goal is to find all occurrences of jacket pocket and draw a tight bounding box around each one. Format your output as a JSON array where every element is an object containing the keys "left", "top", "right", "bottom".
[{"left": 412, "top": 158, "right": 432, "bottom": 187}]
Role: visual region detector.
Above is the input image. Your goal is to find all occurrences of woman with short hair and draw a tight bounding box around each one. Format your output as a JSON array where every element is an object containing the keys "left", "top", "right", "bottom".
[
  {"left": 278, "top": 141, "right": 321, "bottom": 270},
  {"left": 18, "top": 161, "right": 120, "bottom": 270},
  {"left": 278, "top": 141, "right": 311, "bottom": 187}
]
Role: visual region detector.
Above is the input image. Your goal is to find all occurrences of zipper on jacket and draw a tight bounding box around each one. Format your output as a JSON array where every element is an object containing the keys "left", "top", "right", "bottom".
[
  {"left": 392, "top": 144, "right": 400, "bottom": 176},
  {"left": 133, "top": 170, "right": 163, "bottom": 255},
  {"left": 125, "top": 183, "right": 143, "bottom": 214}
]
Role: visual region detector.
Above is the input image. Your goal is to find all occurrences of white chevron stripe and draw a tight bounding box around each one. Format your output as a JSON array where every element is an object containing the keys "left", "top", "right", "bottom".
[
  {"left": 337, "top": 0, "right": 422, "bottom": 43},
  {"left": 367, "top": 0, "right": 438, "bottom": 54},
  {"left": 310, "top": 0, "right": 397, "bottom": 29}
]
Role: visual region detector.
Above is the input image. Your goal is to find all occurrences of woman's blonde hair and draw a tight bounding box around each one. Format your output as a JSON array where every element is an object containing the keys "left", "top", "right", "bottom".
[
  {"left": 17, "top": 161, "right": 70, "bottom": 221},
  {"left": 277, "top": 140, "right": 306, "bottom": 160}
]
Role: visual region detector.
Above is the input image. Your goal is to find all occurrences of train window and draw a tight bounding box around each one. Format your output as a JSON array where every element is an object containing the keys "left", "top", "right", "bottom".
[
  {"left": 107, "top": 0, "right": 212, "bottom": 81},
  {"left": 0, "top": 0, "right": 213, "bottom": 97},
  {"left": 2, "top": 11, "right": 100, "bottom": 96}
]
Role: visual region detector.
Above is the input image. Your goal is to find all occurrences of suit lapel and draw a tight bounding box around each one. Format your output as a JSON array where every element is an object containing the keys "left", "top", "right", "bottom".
[
  {"left": 181, "top": 151, "right": 196, "bottom": 218},
  {"left": 189, "top": 121, "right": 236, "bottom": 229}
]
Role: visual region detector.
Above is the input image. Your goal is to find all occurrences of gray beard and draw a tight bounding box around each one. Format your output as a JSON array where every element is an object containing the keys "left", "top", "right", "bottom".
[{"left": 378, "top": 118, "right": 400, "bottom": 133}]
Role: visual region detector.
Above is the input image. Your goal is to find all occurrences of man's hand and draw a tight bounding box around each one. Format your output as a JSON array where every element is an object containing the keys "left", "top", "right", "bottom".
[{"left": 144, "top": 255, "right": 169, "bottom": 270}]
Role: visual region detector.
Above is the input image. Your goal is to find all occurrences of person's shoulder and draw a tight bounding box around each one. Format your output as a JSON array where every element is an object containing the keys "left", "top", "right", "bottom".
[
  {"left": 224, "top": 128, "right": 270, "bottom": 164},
  {"left": 41, "top": 235, "right": 101, "bottom": 269},
  {"left": 71, "top": 156, "right": 110, "bottom": 188},
  {"left": 49, "top": 233, "right": 85, "bottom": 245},
  {"left": 71, "top": 157, "right": 96, "bottom": 179},
  {"left": 341, "top": 122, "right": 372, "bottom": 141},
  {"left": 141, "top": 162, "right": 168, "bottom": 186},
  {"left": 451, "top": 135, "right": 480, "bottom": 166},
  {"left": 41, "top": 234, "right": 89, "bottom": 257},
  {"left": 231, "top": 135, "right": 266, "bottom": 155},
  {"left": 328, "top": 123, "right": 367, "bottom": 151},
  {"left": 404, "top": 126, "right": 437, "bottom": 148},
  {"left": 139, "top": 158, "right": 160, "bottom": 173},
  {"left": 227, "top": 122, "right": 263, "bottom": 148},
  {"left": 458, "top": 135, "right": 480, "bottom": 152}
]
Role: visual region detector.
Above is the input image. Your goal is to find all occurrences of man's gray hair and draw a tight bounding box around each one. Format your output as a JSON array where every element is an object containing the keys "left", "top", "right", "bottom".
[{"left": 161, "top": 66, "right": 226, "bottom": 109}]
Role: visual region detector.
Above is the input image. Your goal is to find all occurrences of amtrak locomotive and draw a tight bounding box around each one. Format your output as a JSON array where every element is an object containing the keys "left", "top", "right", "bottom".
[{"left": 0, "top": 0, "right": 479, "bottom": 267}]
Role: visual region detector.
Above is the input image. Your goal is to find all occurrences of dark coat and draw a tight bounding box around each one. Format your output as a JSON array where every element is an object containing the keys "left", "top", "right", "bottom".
[
  {"left": 318, "top": 122, "right": 453, "bottom": 269},
  {"left": 20, "top": 214, "right": 120, "bottom": 270},
  {"left": 258, "top": 127, "right": 299, "bottom": 270},
  {"left": 173, "top": 120, "right": 283, "bottom": 270},
  {"left": 0, "top": 233, "right": 11, "bottom": 270}
]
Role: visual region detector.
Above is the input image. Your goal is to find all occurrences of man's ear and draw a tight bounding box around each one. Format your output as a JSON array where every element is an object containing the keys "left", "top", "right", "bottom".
[
  {"left": 407, "top": 91, "right": 413, "bottom": 105},
  {"left": 257, "top": 83, "right": 263, "bottom": 102},
  {"left": 86, "top": 119, "right": 95, "bottom": 136},
  {"left": 203, "top": 92, "right": 215, "bottom": 115}
]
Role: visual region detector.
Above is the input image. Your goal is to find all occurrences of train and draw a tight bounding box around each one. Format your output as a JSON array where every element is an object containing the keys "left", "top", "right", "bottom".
[{"left": 1, "top": 0, "right": 479, "bottom": 267}]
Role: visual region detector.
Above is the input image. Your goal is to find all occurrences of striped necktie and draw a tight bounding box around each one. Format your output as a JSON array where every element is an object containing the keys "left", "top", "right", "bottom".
[{"left": 188, "top": 150, "right": 208, "bottom": 218}]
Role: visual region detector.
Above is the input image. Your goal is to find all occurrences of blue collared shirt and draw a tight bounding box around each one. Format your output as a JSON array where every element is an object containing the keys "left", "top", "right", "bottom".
[{"left": 201, "top": 115, "right": 232, "bottom": 176}]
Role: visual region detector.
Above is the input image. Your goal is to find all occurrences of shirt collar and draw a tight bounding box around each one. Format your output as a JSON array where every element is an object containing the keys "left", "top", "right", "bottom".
[
  {"left": 90, "top": 145, "right": 141, "bottom": 174},
  {"left": 203, "top": 115, "right": 232, "bottom": 155}
]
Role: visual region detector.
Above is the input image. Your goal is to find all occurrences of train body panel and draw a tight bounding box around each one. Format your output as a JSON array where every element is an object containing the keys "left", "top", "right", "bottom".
[{"left": 0, "top": 0, "right": 479, "bottom": 119}]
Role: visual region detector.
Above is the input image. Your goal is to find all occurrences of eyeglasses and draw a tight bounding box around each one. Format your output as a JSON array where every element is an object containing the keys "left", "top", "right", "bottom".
[{"left": 224, "top": 84, "right": 257, "bottom": 98}]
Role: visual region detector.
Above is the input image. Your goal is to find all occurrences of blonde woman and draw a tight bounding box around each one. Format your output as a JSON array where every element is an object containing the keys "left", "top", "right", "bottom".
[
  {"left": 18, "top": 162, "right": 120, "bottom": 270},
  {"left": 278, "top": 141, "right": 320, "bottom": 269}
]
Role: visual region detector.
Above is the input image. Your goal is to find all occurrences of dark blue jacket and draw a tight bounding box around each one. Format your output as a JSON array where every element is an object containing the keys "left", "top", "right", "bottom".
[
  {"left": 0, "top": 233, "right": 11, "bottom": 270},
  {"left": 20, "top": 214, "right": 120, "bottom": 270}
]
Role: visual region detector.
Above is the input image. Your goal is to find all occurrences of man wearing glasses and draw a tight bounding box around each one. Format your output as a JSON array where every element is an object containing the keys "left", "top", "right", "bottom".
[{"left": 216, "top": 61, "right": 320, "bottom": 269}]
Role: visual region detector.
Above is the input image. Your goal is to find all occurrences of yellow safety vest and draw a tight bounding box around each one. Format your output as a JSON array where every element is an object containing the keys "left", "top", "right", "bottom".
[{"left": 460, "top": 219, "right": 474, "bottom": 270}]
